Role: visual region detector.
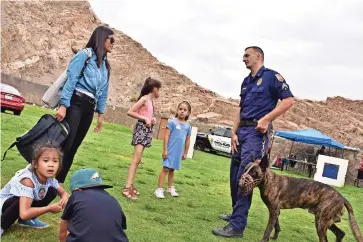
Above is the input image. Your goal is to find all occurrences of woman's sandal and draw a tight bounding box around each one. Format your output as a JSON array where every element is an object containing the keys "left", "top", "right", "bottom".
[
  {"left": 122, "top": 187, "right": 137, "bottom": 200},
  {"left": 131, "top": 184, "right": 140, "bottom": 195}
]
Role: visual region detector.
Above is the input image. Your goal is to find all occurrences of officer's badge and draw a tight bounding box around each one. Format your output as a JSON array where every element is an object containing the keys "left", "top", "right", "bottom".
[
  {"left": 257, "top": 78, "right": 262, "bottom": 86},
  {"left": 275, "top": 74, "right": 284, "bottom": 82}
]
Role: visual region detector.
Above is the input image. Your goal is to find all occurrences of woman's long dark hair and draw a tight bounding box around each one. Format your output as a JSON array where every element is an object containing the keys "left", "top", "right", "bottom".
[
  {"left": 138, "top": 77, "right": 162, "bottom": 100},
  {"left": 86, "top": 26, "right": 114, "bottom": 79}
]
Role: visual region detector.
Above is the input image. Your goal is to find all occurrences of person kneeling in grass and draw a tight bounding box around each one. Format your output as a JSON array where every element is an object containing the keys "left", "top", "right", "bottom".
[
  {"left": 59, "top": 168, "right": 128, "bottom": 242},
  {"left": 0, "top": 141, "right": 68, "bottom": 236}
]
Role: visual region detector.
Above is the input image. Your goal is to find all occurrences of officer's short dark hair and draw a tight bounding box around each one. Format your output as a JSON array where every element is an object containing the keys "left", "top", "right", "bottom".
[{"left": 245, "top": 46, "right": 264, "bottom": 61}]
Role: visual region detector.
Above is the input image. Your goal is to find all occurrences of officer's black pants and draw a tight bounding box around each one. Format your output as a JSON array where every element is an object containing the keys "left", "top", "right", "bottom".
[{"left": 230, "top": 159, "right": 240, "bottom": 207}]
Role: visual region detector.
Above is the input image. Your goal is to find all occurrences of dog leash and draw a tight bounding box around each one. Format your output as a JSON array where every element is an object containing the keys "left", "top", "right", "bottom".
[
  {"left": 247, "top": 132, "right": 267, "bottom": 162},
  {"left": 261, "top": 134, "right": 266, "bottom": 159}
]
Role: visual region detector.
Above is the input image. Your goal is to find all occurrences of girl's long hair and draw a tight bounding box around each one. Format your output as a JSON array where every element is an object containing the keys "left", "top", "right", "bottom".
[
  {"left": 86, "top": 26, "right": 114, "bottom": 80},
  {"left": 138, "top": 77, "right": 162, "bottom": 100}
]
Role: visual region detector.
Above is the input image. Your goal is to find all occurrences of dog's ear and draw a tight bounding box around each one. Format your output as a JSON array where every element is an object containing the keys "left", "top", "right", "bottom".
[{"left": 259, "top": 155, "right": 269, "bottom": 172}]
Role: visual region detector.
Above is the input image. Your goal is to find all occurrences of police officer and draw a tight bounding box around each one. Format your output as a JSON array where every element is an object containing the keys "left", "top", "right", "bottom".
[
  {"left": 219, "top": 125, "right": 274, "bottom": 222},
  {"left": 213, "top": 46, "right": 294, "bottom": 237}
]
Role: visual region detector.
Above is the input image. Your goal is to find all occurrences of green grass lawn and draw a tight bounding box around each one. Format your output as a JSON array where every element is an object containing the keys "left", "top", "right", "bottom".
[{"left": 1, "top": 105, "right": 363, "bottom": 242}]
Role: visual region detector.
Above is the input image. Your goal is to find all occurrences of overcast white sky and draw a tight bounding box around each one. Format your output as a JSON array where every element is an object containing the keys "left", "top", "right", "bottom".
[{"left": 89, "top": 0, "right": 363, "bottom": 100}]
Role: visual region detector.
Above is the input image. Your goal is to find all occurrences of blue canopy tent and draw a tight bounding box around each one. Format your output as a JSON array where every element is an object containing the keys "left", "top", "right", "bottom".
[
  {"left": 274, "top": 129, "right": 345, "bottom": 149},
  {"left": 272, "top": 129, "right": 346, "bottom": 179}
]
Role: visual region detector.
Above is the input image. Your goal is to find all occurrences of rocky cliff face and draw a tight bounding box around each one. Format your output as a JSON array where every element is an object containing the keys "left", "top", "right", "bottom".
[
  {"left": 1, "top": 1, "right": 362, "bottom": 150},
  {"left": 1, "top": 1, "right": 219, "bottom": 117}
]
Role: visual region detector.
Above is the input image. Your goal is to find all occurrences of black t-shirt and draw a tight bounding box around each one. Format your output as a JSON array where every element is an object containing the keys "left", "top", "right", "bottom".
[{"left": 61, "top": 188, "right": 128, "bottom": 242}]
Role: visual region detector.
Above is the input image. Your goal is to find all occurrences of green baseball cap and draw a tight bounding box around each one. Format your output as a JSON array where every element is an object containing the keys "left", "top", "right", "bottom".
[{"left": 70, "top": 168, "right": 112, "bottom": 192}]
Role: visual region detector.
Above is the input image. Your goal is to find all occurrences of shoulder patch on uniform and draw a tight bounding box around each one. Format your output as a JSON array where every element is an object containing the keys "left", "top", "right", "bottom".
[{"left": 275, "top": 74, "right": 284, "bottom": 82}]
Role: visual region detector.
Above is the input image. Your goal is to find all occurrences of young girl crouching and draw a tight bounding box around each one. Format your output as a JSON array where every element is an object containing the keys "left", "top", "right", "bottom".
[{"left": 0, "top": 141, "right": 69, "bottom": 236}]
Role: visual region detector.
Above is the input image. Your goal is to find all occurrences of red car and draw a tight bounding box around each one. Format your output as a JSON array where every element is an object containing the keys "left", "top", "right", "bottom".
[{"left": 1, "top": 83, "right": 25, "bottom": 116}]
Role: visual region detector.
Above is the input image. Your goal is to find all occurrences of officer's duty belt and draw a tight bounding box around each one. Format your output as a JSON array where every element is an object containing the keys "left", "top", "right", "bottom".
[{"left": 239, "top": 119, "right": 257, "bottom": 127}]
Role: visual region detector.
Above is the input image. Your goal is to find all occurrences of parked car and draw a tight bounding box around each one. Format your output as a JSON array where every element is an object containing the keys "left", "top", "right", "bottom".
[
  {"left": 194, "top": 127, "right": 232, "bottom": 156},
  {"left": 1, "top": 83, "right": 25, "bottom": 116}
]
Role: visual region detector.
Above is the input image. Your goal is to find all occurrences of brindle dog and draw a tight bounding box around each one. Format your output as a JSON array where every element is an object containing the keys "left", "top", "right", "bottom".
[{"left": 239, "top": 156, "right": 363, "bottom": 242}]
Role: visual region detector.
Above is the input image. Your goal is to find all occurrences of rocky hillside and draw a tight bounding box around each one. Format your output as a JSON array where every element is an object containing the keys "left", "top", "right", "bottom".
[
  {"left": 1, "top": 1, "right": 362, "bottom": 150},
  {"left": 0, "top": 1, "right": 220, "bottom": 118}
]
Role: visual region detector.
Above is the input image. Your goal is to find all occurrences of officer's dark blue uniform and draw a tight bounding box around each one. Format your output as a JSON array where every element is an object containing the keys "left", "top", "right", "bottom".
[
  {"left": 228, "top": 66, "right": 293, "bottom": 232},
  {"left": 230, "top": 144, "right": 241, "bottom": 208}
]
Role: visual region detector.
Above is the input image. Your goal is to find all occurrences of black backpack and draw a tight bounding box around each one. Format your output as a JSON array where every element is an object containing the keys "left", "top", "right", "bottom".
[{"left": 2, "top": 114, "right": 70, "bottom": 163}]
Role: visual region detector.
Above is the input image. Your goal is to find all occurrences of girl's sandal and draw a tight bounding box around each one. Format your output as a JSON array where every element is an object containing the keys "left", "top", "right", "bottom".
[
  {"left": 131, "top": 184, "right": 140, "bottom": 195},
  {"left": 122, "top": 187, "right": 137, "bottom": 200}
]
